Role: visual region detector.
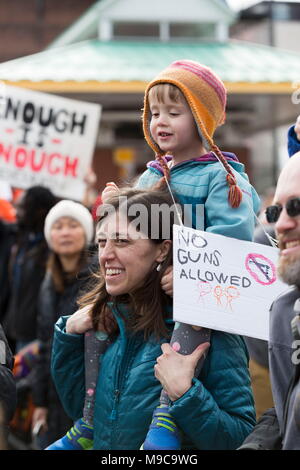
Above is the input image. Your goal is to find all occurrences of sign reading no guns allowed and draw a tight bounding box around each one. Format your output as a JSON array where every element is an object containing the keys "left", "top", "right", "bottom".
[
  {"left": 0, "top": 84, "right": 101, "bottom": 200},
  {"left": 173, "top": 225, "right": 287, "bottom": 340}
]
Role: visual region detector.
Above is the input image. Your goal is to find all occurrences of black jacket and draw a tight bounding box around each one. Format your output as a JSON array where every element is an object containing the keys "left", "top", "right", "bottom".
[
  {"left": 31, "top": 259, "right": 96, "bottom": 442},
  {"left": 239, "top": 287, "right": 300, "bottom": 450},
  {"left": 3, "top": 233, "right": 49, "bottom": 343},
  {"left": 238, "top": 407, "right": 282, "bottom": 450},
  {"left": 0, "top": 222, "right": 16, "bottom": 322},
  {"left": 0, "top": 323, "right": 16, "bottom": 424}
]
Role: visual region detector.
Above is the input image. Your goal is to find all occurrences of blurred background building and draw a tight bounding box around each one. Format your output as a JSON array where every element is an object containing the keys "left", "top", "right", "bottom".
[{"left": 0, "top": 0, "right": 300, "bottom": 196}]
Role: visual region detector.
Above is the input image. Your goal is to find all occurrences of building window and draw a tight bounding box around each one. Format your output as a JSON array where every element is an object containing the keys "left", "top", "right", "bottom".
[
  {"left": 169, "top": 22, "right": 215, "bottom": 39},
  {"left": 113, "top": 22, "right": 159, "bottom": 39}
]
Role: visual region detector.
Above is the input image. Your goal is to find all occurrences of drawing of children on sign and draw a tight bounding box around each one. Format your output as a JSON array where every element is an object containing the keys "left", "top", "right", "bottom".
[
  {"left": 224, "top": 286, "right": 240, "bottom": 312},
  {"left": 196, "top": 281, "right": 212, "bottom": 305},
  {"left": 213, "top": 285, "right": 240, "bottom": 311},
  {"left": 213, "top": 285, "right": 226, "bottom": 307}
]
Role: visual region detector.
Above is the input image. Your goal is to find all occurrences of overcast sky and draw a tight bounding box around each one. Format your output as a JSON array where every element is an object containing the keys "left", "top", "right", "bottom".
[{"left": 227, "top": 0, "right": 300, "bottom": 11}]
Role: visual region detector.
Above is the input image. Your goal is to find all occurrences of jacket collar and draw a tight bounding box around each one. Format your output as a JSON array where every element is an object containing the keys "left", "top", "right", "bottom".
[{"left": 147, "top": 151, "right": 239, "bottom": 175}]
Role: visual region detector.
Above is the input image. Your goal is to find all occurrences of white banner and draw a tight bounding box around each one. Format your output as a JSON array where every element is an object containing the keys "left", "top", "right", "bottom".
[
  {"left": 0, "top": 84, "right": 101, "bottom": 200},
  {"left": 173, "top": 224, "right": 287, "bottom": 340}
]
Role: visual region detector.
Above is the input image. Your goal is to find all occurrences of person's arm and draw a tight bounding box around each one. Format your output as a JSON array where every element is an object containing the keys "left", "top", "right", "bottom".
[
  {"left": 238, "top": 407, "right": 282, "bottom": 450},
  {"left": 287, "top": 115, "right": 300, "bottom": 157},
  {"left": 205, "top": 167, "right": 260, "bottom": 242},
  {"left": 50, "top": 316, "right": 86, "bottom": 421},
  {"left": 155, "top": 332, "right": 256, "bottom": 450}
]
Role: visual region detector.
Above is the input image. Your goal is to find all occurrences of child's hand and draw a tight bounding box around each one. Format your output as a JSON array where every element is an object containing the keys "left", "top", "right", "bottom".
[
  {"left": 102, "top": 182, "right": 120, "bottom": 203},
  {"left": 295, "top": 115, "right": 300, "bottom": 141},
  {"left": 66, "top": 305, "right": 93, "bottom": 334},
  {"left": 161, "top": 266, "right": 173, "bottom": 297}
]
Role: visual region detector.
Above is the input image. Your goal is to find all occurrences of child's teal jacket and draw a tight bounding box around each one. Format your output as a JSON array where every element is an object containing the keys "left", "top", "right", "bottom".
[{"left": 137, "top": 152, "right": 260, "bottom": 240}]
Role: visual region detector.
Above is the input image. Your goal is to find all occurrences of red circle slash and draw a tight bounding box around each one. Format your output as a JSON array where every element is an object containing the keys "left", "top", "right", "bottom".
[{"left": 245, "top": 253, "right": 276, "bottom": 285}]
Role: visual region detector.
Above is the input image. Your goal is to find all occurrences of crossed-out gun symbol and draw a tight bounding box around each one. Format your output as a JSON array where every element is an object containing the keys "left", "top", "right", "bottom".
[{"left": 248, "top": 258, "right": 271, "bottom": 281}]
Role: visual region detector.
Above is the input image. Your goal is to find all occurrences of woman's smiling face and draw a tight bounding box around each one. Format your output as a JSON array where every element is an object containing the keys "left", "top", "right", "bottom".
[{"left": 97, "top": 211, "right": 169, "bottom": 296}]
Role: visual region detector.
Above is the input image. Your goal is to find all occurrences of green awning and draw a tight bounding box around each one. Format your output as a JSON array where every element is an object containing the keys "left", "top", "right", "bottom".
[{"left": 0, "top": 39, "right": 300, "bottom": 93}]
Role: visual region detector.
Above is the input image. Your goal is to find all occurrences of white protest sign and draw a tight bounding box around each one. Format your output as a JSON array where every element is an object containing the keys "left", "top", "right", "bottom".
[
  {"left": 173, "top": 224, "right": 287, "bottom": 340},
  {"left": 0, "top": 180, "right": 12, "bottom": 200},
  {"left": 0, "top": 84, "right": 101, "bottom": 200}
]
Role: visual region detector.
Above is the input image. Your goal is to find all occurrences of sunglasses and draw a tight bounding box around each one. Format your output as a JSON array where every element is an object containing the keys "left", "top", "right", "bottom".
[{"left": 265, "top": 197, "right": 300, "bottom": 223}]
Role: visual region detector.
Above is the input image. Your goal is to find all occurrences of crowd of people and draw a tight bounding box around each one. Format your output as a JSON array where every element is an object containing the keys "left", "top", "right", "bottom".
[{"left": 0, "top": 60, "right": 300, "bottom": 451}]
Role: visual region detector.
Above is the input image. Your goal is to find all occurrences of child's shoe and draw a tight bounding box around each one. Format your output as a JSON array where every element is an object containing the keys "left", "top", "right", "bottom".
[
  {"left": 45, "top": 418, "right": 93, "bottom": 450},
  {"left": 140, "top": 405, "right": 181, "bottom": 450}
]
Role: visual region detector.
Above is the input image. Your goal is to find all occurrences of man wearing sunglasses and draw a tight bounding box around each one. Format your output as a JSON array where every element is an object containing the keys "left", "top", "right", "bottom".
[{"left": 239, "top": 152, "right": 300, "bottom": 450}]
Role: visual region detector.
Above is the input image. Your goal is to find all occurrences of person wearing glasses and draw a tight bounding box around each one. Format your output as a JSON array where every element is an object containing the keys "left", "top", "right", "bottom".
[
  {"left": 239, "top": 151, "right": 300, "bottom": 450},
  {"left": 242, "top": 116, "right": 300, "bottom": 424}
]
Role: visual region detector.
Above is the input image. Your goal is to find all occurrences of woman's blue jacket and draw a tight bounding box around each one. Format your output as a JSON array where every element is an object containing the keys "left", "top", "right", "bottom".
[{"left": 51, "top": 304, "right": 256, "bottom": 450}]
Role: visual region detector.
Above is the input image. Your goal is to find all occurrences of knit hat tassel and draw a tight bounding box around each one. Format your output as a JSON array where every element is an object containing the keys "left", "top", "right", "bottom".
[
  {"left": 154, "top": 154, "right": 170, "bottom": 190},
  {"left": 226, "top": 173, "right": 243, "bottom": 208}
]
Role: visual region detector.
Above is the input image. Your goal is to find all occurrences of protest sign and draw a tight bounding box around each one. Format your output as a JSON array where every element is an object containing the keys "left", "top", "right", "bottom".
[
  {"left": 0, "top": 84, "right": 101, "bottom": 200},
  {"left": 173, "top": 224, "right": 287, "bottom": 340},
  {"left": 0, "top": 180, "right": 12, "bottom": 200}
]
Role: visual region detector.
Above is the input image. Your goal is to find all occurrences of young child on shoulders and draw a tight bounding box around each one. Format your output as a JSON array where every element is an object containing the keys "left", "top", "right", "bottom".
[{"left": 47, "top": 60, "right": 260, "bottom": 451}]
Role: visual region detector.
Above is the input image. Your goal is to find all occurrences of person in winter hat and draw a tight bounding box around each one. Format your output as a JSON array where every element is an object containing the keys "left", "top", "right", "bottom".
[
  {"left": 135, "top": 59, "right": 260, "bottom": 450},
  {"left": 44, "top": 200, "right": 94, "bottom": 249},
  {"left": 64, "top": 60, "right": 260, "bottom": 451},
  {"left": 31, "top": 199, "right": 96, "bottom": 448}
]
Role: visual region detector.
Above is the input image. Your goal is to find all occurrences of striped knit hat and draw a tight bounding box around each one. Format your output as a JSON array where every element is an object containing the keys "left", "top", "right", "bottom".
[{"left": 143, "top": 60, "right": 242, "bottom": 208}]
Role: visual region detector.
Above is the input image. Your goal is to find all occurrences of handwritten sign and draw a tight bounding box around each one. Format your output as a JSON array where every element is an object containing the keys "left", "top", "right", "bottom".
[
  {"left": 173, "top": 225, "right": 287, "bottom": 340},
  {"left": 0, "top": 84, "right": 101, "bottom": 200}
]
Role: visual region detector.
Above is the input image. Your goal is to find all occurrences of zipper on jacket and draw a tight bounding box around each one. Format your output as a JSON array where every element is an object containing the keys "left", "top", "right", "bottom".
[
  {"left": 109, "top": 389, "right": 120, "bottom": 421},
  {"left": 109, "top": 337, "right": 136, "bottom": 447}
]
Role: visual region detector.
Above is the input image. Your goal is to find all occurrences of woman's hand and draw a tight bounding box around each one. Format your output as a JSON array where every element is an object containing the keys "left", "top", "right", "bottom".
[
  {"left": 66, "top": 305, "right": 93, "bottom": 335},
  {"left": 154, "top": 342, "right": 210, "bottom": 402},
  {"left": 161, "top": 266, "right": 173, "bottom": 297},
  {"left": 101, "top": 182, "right": 120, "bottom": 203},
  {"left": 31, "top": 407, "right": 48, "bottom": 434}
]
